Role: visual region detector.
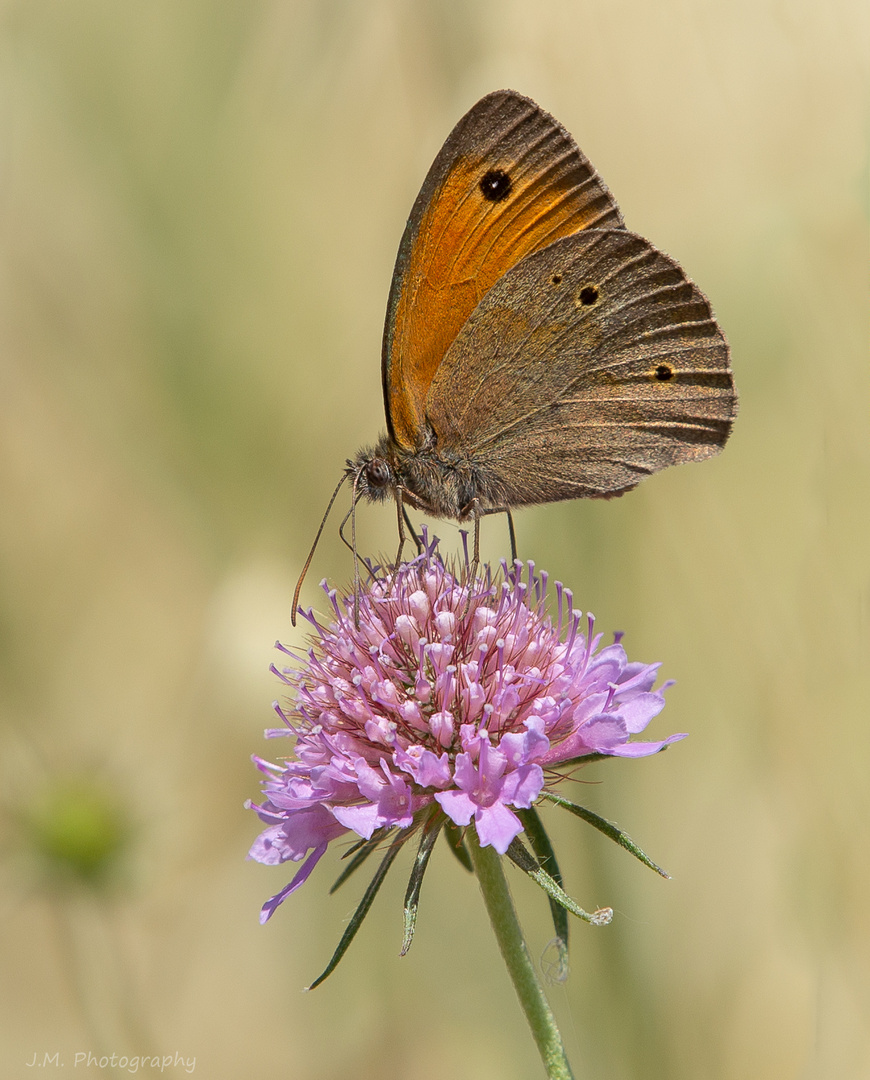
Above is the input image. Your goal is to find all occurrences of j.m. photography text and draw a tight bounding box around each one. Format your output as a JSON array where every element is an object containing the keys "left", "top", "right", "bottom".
[{"left": 24, "top": 1051, "right": 196, "bottom": 1074}]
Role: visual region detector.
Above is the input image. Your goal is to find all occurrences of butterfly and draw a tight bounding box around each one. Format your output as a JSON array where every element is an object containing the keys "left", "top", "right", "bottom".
[{"left": 293, "top": 90, "right": 736, "bottom": 618}]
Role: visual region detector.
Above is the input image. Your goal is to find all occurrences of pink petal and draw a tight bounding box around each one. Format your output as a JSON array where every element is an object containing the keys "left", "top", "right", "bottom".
[
  {"left": 501, "top": 763, "right": 544, "bottom": 808},
  {"left": 332, "top": 802, "right": 381, "bottom": 838},
  {"left": 259, "top": 841, "right": 329, "bottom": 923},
  {"left": 435, "top": 789, "right": 476, "bottom": 826},
  {"left": 608, "top": 732, "right": 687, "bottom": 757},
  {"left": 619, "top": 692, "right": 666, "bottom": 733},
  {"left": 474, "top": 802, "right": 523, "bottom": 854}
]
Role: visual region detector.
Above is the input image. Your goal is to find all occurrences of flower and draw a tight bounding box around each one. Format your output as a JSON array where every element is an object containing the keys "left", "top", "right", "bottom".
[{"left": 248, "top": 536, "right": 684, "bottom": 924}]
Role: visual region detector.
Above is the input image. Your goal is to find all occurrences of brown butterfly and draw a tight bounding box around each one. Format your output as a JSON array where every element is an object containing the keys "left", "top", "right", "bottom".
[{"left": 293, "top": 90, "right": 736, "bottom": 618}]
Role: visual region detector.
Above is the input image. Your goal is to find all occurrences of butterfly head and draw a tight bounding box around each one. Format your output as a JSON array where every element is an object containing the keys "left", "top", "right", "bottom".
[{"left": 347, "top": 437, "right": 399, "bottom": 505}]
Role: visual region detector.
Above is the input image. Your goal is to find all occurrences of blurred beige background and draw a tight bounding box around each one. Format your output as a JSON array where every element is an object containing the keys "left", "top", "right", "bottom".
[{"left": 1, "top": 1, "right": 868, "bottom": 1077}]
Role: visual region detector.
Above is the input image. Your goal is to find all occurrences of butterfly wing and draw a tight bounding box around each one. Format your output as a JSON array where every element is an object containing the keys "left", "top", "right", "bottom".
[
  {"left": 382, "top": 90, "right": 624, "bottom": 452},
  {"left": 425, "top": 229, "right": 736, "bottom": 504}
]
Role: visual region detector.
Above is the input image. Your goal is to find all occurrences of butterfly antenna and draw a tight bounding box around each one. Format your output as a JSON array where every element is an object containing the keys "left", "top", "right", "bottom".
[
  {"left": 350, "top": 467, "right": 364, "bottom": 628},
  {"left": 292, "top": 472, "right": 350, "bottom": 626}
]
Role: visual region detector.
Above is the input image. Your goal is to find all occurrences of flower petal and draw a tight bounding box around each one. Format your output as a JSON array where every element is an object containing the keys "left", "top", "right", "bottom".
[
  {"left": 618, "top": 691, "right": 667, "bottom": 734},
  {"left": 435, "top": 789, "right": 476, "bottom": 827},
  {"left": 500, "top": 763, "right": 545, "bottom": 809},
  {"left": 607, "top": 732, "right": 688, "bottom": 757},
  {"left": 259, "top": 841, "right": 329, "bottom": 923},
  {"left": 474, "top": 801, "right": 524, "bottom": 854}
]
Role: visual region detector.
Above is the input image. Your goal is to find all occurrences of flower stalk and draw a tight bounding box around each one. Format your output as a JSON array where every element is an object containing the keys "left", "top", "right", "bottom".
[{"left": 467, "top": 825, "right": 575, "bottom": 1080}]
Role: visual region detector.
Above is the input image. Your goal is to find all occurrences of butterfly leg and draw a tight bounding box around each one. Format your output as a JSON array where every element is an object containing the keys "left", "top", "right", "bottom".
[
  {"left": 384, "top": 489, "right": 415, "bottom": 598},
  {"left": 462, "top": 500, "right": 495, "bottom": 578},
  {"left": 475, "top": 506, "right": 519, "bottom": 563},
  {"left": 472, "top": 505, "right": 481, "bottom": 569},
  {"left": 458, "top": 505, "right": 519, "bottom": 616},
  {"left": 452, "top": 505, "right": 480, "bottom": 619},
  {"left": 337, "top": 504, "right": 354, "bottom": 555},
  {"left": 341, "top": 476, "right": 379, "bottom": 627},
  {"left": 503, "top": 508, "right": 518, "bottom": 563},
  {"left": 392, "top": 491, "right": 408, "bottom": 570},
  {"left": 338, "top": 505, "right": 378, "bottom": 582},
  {"left": 402, "top": 504, "right": 423, "bottom": 554}
]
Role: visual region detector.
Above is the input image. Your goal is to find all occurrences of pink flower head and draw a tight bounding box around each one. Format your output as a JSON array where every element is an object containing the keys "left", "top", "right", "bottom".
[{"left": 248, "top": 538, "right": 683, "bottom": 922}]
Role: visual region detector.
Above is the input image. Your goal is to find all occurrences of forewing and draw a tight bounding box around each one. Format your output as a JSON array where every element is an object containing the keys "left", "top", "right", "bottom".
[
  {"left": 426, "top": 229, "right": 736, "bottom": 504},
  {"left": 382, "top": 90, "right": 624, "bottom": 451}
]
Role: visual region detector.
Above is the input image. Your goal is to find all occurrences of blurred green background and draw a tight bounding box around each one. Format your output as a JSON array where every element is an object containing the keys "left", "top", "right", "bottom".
[{"left": 1, "top": 1, "right": 868, "bottom": 1077}]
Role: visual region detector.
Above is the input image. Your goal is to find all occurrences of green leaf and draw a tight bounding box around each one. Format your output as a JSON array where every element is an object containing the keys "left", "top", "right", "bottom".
[
  {"left": 444, "top": 820, "right": 473, "bottom": 872},
  {"left": 517, "top": 807, "right": 569, "bottom": 965},
  {"left": 506, "top": 836, "right": 612, "bottom": 926},
  {"left": 401, "top": 813, "right": 443, "bottom": 956},
  {"left": 308, "top": 832, "right": 405, "bottom": 990},
  {"left": 541, "top": 791, "right": 670, "bottom": 878},
  {"left": 329, "top": 828, "right": 390, "bottom": 894}
]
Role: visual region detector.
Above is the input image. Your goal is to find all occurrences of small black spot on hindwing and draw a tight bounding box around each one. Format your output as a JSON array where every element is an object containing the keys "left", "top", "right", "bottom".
[
  {"left": 654, "top": 364, "right": 675, "bottom": 381},
  {"left": 479, "top": 169, "right": 512, "bottom": 202},
  {"left": 578, "top": 285, "right": 599, "bottom": 306}
]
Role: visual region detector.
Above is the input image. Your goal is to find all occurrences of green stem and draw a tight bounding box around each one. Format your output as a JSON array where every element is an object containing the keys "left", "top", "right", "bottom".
[{"left": 467, "top": 826, "right": 575, "bottom": 1080}]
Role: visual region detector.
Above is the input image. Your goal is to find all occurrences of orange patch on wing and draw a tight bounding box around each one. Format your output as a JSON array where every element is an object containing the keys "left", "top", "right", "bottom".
[{"left": 387, "top": 155, "right": 615, "bottom": 450}]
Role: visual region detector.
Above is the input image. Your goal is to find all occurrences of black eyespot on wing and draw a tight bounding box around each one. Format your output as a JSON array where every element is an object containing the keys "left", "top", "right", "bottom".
[
  {"left": 479, "top": 169, "right": 512, "bottom": 202},
  {"left": 578, "top": 285, "right": 599, "bottom": 306},
  {"left": 654, "top": 364, "right": 675, "bottom": 381},
  {"left": 550, "top": 273, "right": 563, "bottom": 285}
]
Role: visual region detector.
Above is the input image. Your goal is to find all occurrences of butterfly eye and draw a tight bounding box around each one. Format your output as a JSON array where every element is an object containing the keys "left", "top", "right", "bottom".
[
  {"left": 577, "top": 285, "right": 599, "bottom": 306},
  {"left": 654, "top": 364, "right": 675, "bottom": 381},
  {"left": 479, "top": 169, "right": 513, "bottom": 202},
  {"left": 365, "top": 458, "right": 392, "bottom": 488}
]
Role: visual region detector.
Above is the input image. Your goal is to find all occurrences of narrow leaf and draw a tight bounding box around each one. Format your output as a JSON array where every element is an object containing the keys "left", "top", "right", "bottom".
[
  {"left": 517, "top": 807, "right": 569, "bottom": 964},
  {"left": 541, "top": 791, "right": 670, "bottom": 878},
  {"left": 401, "top": 814, "right": 443, "bottom": 956},
  {"left": 506, "top": 836, "right": 612, "bottom": 927},
  {"left": 330, "top": 828, "right": 390, "bottom": 893},
  {"left": 308, "top": 832, "right": 404, "bottom": 990},
  {"left": 444, "top": 820, "right": 473, "bottom": 872}
]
